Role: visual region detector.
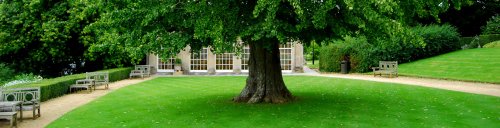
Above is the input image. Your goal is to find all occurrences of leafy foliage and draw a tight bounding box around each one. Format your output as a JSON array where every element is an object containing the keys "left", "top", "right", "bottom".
[
  {"left": 411, "top": 24, "right": 461, "bottom": 58},
  {"left": 0, "top": 0, "right": 473, "bottom": 76},
  {"left": 319, "top": 36, "right": 376, "bottom": 72},
  {"left": 0, "top": 63, "right": 15, "bottom": 85},
  {"left": 482, "top": 15, "right": 500, "bottom": 34},
  {"left": 83, "top": 0, "right": 473, "bottom": 64},
  {"left": 0, "top": 0, "right": 126, "bottom": 77}
]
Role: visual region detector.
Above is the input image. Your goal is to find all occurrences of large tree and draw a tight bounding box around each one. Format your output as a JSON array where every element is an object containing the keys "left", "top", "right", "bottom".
[{"left": 84, "top": 0, "right": 472, "bottom": 103}]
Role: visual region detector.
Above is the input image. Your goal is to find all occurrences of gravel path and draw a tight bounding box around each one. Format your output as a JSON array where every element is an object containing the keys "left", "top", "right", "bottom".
[
  {"left": 0, "top": 77, "right": 155, "bottom": 128},
  {"left": 310, "top": 73, "right": 500, "bottom": 97},
  {"left": 1, "top": 70, "right": 498, "bottom": 128}
]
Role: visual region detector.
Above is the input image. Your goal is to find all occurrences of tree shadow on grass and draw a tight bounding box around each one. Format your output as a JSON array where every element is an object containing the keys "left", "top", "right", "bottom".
[{"left": 167, "top": 91, "right": 393, "bottom": 127}]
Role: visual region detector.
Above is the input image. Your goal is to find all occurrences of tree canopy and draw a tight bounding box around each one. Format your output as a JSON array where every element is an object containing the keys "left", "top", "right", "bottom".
[
  {"left": 1, "top": 0, "right": 474, "bottom": 70},
  {"left": 84, "top": 0, "right": 473, "bottom": 63}
]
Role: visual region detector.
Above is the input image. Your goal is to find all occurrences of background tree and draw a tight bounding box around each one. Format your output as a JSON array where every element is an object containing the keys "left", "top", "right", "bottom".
[
  {"left": 482, "top": 15, "right": 500, "bottom": 34},
  {"left": 417, "top": 0, "right": 499, "bottom": 36},
  {"left": 0, "top": 0, "right": 129, "bottom": 77},
  {"left": 84, "top": 0, "right": 472, "bottom": 103}
]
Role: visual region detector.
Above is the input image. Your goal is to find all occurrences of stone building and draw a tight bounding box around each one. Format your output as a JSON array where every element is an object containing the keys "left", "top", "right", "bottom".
[{"left": 146, "top": 42, "right": 304, "bottom": 75}]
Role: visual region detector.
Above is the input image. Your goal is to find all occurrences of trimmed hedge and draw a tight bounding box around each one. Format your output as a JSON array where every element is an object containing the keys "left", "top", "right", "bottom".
[
  {"left": 483, "top": 40, "right": 500, "bottom": 48},
  {"left": 319, "top": 36, "right": 376, "bottom": 72},
  {"left": 412, "top": 24, "right": 461, "bottom": 58},
  {"left": 11, "top": 67, "right": 133, "bottom": 102}
]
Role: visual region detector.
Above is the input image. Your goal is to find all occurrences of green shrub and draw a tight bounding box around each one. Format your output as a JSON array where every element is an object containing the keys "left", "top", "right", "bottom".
[
  {"left": 482, "top": 15, "right": 500, "bottom": 35},
  {"left": 483, "top": 40, "right": 500, "bottom": 48},
  {"left": 0, "top": 63, "right": 15, "bottom": 85},
  {"left": 319, "top": 43, "right": 342, "bottom": 72},
  {"left": 10, "top": 67, "right": 133, "bottom": 101},
  {"left": 411, "top": 24, "right": 461, "bottom": 58},
  {"left": 320, "top": 36, "right": 376, "bottom": 72}
]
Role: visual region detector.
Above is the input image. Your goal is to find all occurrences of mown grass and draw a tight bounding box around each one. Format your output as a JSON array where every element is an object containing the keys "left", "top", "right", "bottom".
[
  {"left": 48, "top": 76, "right": 499, "bottom": 128},
  {"left": 399, "top": 48, "right": 500, "bottom": 84},
  {"left": 307, "top": 60, "right": 320, "bottom": 69}
]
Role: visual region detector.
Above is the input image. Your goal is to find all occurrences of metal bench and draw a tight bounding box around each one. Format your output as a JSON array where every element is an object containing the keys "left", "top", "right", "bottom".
[{"left": 372, "top": 61, "right": 398, "bottom": 78}]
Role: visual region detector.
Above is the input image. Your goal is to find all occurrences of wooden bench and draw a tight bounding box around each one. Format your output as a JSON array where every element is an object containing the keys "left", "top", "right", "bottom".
[
  {"left": 86, "top": 72, "right": 109, "bottom": 90},
  {"left": 372, "top": 61, "right": 398, "bottom": 78},
  {"left": 1, "top": 87, "right": 41, "bottom": 120},
  {"left": 130, "top": 65, "right": 151, "bottom": 78},
  {"left": 70, "top": 79, "right": 95, "bottom": 93},
  {"left": 0, "top": 112, "right": 17, "bottom": 128}
]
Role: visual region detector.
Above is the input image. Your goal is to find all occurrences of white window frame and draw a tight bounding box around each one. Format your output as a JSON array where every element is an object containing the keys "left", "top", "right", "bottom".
[
  {"left": 215, "top": 53, "right": 234, "bottom": 72},
  {"left": 280, "top": 43, "right": 293, "bottom": 73},
  {"left": 157, "top": 56, "right": 175, "bottom": 72},
  {"left": 190, "top": 48, "right": 208, "bottom": 72},
  {"left": 241, "top": 47, "right": 250, "bottom": 72}
]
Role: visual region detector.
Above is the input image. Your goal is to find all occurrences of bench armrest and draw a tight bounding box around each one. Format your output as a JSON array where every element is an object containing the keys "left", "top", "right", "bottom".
[{"left": 372, "top": 67, "right": 380, "bottom": 71}]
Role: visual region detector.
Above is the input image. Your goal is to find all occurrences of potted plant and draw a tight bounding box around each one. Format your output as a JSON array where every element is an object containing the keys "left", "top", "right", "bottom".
[{"left": 174, "top": 58, "right": 182, "bottom": 72}]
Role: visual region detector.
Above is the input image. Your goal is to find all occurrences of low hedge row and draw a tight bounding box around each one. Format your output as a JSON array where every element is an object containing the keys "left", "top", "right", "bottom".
[{"left": 11, "top": 67, "right": 133, "bottom": 102}]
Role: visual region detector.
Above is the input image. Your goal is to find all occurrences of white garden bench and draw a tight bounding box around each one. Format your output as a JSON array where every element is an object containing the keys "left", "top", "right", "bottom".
[
  {"left": 87, "top": 72, "right": 109, "bottom": 89},
  {"left": 70, "top": 79, "right": 95, "bottom": 93},
  {"left": 0, "top": 87, "right": 41, "bottom": 120},
  {"left": 70, "top": 71, "right": 109, "bottom": 93},
  {"left": 130, "top": 65, "right": 151, "bottom": 78}
]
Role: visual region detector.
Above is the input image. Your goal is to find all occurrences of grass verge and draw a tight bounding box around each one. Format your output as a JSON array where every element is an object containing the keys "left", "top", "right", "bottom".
[
  {"left": 306, "top": 60, "right": 320, "bottom": 69},
  {"left": 398, "top": 48, "right": 500, "bottom": 84}
]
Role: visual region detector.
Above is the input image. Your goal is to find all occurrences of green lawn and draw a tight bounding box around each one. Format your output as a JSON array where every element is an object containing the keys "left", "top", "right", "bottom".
[
  {"left": 48, "top": 76, "right": 499, "bottom": 127},
  {"left": 399, "top": 48, "right": 500, "bottom": 84},
  {"left": 307, "top": 60, "right": 320, "bottom": 69}
]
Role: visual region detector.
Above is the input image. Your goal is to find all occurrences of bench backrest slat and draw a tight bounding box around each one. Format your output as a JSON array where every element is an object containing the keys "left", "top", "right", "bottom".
[
  {"left": 135, "top": 65, "right": 150, "bottom": 75},
  {"left": 378, "top": 61, "right": 398, "bottom": 71},
  {"left": 86, "top": 72, "right": 109, "bottom": 82},
  {"left": 1, "top": 87, "right": 41, "bottom": 104}
]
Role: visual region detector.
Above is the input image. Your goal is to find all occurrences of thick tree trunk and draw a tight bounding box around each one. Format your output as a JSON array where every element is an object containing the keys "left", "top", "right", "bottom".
[{"left": 233, "top": 39, "right": 293, "bottom": 103}]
